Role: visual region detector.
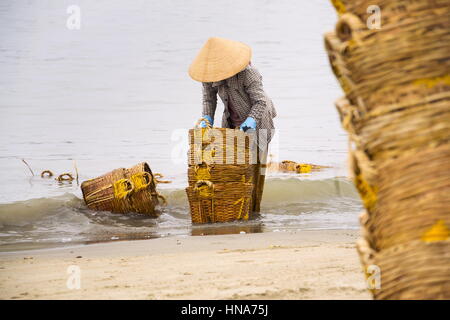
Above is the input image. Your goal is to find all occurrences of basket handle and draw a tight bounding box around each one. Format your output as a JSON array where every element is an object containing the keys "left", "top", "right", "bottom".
[
  {"left": 153, "top": 173, "right": 171, "bottom": 184},
  {"left": 113, "top": 179, "right": 134, "bottom": 200},
  {"left": 156, "top": 192, "right": 167, "bottom": 206},
  {"left": 56, "top": 173, "right": 74, "bottom": 182},
  {"left": 194, "top": 180, "right": 213, "bottom": 189},
  {"left": 335, "top": 13, "right": 365, "bottom": 42},
  {"left": 130, "top": 172, "right": 152, "bottom": 191},
  {"left": 41, "top": 170, "right": 54, "bottom": 178},
  {"left": 194, "top": 162, "right": 212, "bottom": 174},
  {"left": 194, "top": 180, "right": 214, "bottom": 198}
]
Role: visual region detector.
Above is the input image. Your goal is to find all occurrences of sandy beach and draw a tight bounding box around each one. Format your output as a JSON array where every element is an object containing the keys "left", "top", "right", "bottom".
[{"left": 0, "top": 230, "right": 370, "bottom": 300}]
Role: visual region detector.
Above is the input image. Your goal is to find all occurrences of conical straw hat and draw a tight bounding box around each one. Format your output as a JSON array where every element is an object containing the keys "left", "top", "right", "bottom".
[{"left": 189, "top": 37, "right": 252, "bottom": 82}]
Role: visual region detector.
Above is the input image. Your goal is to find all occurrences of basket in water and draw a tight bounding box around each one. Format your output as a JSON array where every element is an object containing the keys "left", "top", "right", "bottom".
[
  {"left": 186, "top": 127, "right": 257, "bottom": 224},
  {"left": 187, "top": 162, "right": 256, "bottom": 185},
  {"left": 81, "top": 162, "right": 165, "bottom": 216},
  {"left": 186, "top": 181, "right": 254, "bottom": 223},
  {"left": 277, "top": 160, "right": 327, "bottom": 173}
]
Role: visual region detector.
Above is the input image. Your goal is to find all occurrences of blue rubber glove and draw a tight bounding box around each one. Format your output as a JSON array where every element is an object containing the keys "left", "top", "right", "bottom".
[
  {"left": 199, "top": 115, "right": 213, "bottom": 128},
  {"left": 240, "top": 117, "right": 257, "bottom": 132}
]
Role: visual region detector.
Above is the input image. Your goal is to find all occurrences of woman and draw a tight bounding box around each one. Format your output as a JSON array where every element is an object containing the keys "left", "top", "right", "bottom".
[{"left": 188, "top": 37, "right": 277, "bottom": 213}]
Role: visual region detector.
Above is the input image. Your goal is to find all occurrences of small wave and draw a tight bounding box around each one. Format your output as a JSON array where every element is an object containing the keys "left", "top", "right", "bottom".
[
  {"left": 0, "top": 193, "right": 84, "bottom": 227},
  {"left": 0, "top": 177, "right": 361, "bottom": 251},
  {"left": 0, "top": 177, "right": 359, "bottom": 224},
  {"left": 161, "top": 176, "right": 358, "bottom": 207},
  {"left": 262, "top": 177, "right": 358, "bottom": 203}
]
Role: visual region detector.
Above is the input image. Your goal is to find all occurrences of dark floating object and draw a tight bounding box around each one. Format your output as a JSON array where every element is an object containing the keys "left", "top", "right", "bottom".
[
  {"left": 56, "top": 173, "right": 74, "bottom": 182},
  {"left": 40, "top": 170, "right": 54, "bottom": 178}
]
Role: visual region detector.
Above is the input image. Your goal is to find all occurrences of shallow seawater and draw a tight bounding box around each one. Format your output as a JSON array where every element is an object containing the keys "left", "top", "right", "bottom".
[
  {"left": 0, "top": 1, "right": 361, "bottom": 251},
  {"left": 0, "top": 174, "right": 362, "bottom": 251}
]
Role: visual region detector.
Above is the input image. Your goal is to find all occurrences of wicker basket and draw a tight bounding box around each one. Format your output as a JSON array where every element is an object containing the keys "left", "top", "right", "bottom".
[
  {"left": 336, "top": 96, "right": 450, "bottom": 300},
  {"left": 187, "top": 162, "right": 256, "bottom": 184},
  {"left": 325, "top": 5, "right": 450, "bottom": 111},
  {"left": 81, "top": 162, "right": 164, "bottom": 216},
  {"left": 186, "top": 181, "right": 254, "bottom": 223},
  {"left": 342, "top": 96, "right": 450, "bottom": 300},
  {"left": 331, "top": 0, "right": 450, "bottom": 26},
  {"left": 186, "top": 127, "right": 257, "bottom": 224},
  {"left": 326, "top": 0, "right": 450, "bottom": 299},
  {"left": 188, "top": 128, "right": 255, "bottom": 165},
  {"left": 276, "top": 160, "right": 331, "bottom": 174}
]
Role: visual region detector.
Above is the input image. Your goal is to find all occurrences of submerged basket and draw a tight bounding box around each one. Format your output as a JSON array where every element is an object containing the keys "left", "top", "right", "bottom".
[
  {"left": 186, "top": 127, "right": 257, "bottom": 224},
  {"left": 276, "top": 160, "right": 331, "bottom": 174},
  {"left": 327, "top": 0, "right": 450, "bottom": 299},
  {"left": 81, "top": 162, "right": 164, "bottom": 216},
  {"left": 186, "top": 181, "right": 254, "bottom": 223}
]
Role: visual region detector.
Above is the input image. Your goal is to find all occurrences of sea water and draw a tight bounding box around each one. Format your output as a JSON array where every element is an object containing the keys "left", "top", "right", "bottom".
[{"left": 0, "top": 0, "right": 362, "bottom": 251}]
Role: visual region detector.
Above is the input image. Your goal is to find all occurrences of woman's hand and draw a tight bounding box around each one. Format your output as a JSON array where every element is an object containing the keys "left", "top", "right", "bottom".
[
  {"left": 240, "top": 117, "right": 256, "bottom": 132},
  {"left": 199, "top": 115, "right": 213, "bottom": 128}
]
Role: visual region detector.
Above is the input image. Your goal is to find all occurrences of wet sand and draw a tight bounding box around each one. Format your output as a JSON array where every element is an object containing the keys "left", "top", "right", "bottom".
[{"left": 0, "top": 230, "right": 371, "bottom": 300}]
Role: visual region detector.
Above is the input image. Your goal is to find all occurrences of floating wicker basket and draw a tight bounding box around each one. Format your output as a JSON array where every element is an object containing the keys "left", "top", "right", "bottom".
[
  {"left": 326, "top": 0, "right": 450, "bottom": 299},
  {"left": 81, "top": 162, "right": 164, "bottom": 216},
  {"left": 186, "top": 127, "right": 257, "bottom": 224},
  {"left": 276, "top": 160, "right": 331, "bottom": 174}
]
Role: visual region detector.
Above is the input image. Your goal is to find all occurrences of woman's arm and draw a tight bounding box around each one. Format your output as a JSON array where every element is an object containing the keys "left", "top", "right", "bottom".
[
  {"left": 202, "top": 82, "right": 218, "bottom": 121},
  {"left": 243, "top": 66, "right": 268, "bottom": 123}
]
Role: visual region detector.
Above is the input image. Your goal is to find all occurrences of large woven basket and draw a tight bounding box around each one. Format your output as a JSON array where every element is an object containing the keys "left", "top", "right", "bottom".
[
  {"left": 186, "top": 181, "right": 254, "bottom": 223},
  {"left": 187, "top": 162, "right": 256, "bottom": 185},
  {"left": 81, "top": 162, "right": 164, "bottom": 216},
  {"left": 186, "top": 127, "right": 257, "bottom": 224},
  {"left": 325, "top": 4, "right": 450, "bottom": 111},
  {"left": 188, "top": 127, "right": 255, "bottom": 165},
  {"left": 326, "top": 0, "right": 450, "bottom": 299},
  {"left": 331, "top": 0, "right": 450, "bottom": 26}
]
